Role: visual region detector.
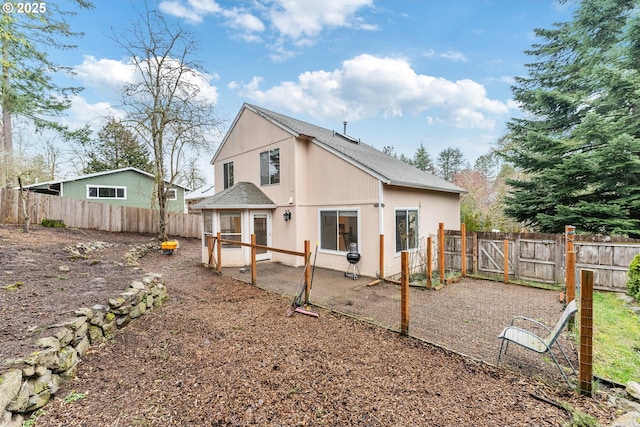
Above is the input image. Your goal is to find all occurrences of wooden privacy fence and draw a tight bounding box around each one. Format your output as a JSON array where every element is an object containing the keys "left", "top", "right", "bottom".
[
  {"left": 443, "top": 227, "right": 640, "bottom": 291},
  {"left": 0, "top": 188, "right": 201, "bottom": 238}
]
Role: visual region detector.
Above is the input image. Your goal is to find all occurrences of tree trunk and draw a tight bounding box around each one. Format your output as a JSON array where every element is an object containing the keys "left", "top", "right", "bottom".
[
  {"left": 2, "top": 37, "right": 14, "bottom": 188},
  {"left": 18, "top": 177, "right": 30, "bottom": 232}
]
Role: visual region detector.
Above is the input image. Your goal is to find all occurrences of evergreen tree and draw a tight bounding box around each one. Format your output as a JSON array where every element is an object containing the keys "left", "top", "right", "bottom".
[
  {"left": 0, "top": 1, "right": 93, "bottom": 186},
  {"left": 413, "top": 143, "right": 436, "bottom": 174},
  {"left": 502, "top": 0, "right": 640, "bottom": 236},
  {"left": 84, "top": 118, "right": 153, "bottom": 174},
  {"left": 436, "top": 147, "right": 466, "bottom": 181}
]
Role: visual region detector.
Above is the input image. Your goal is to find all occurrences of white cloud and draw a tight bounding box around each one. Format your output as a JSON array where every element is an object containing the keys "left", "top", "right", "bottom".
[
  {"left": 439, "top": 50, "right": 467, "bottom": 62},
  {"left": 74, "top": 55, "right": 136, "bottom": 90},
  {"left": 222, "top": 8, "right": 265, "bottom": 32},
  {"left": 231, "top": 54, "right": 512, "bottom": 129},
  {"left": 62, "top": 95, "right": 122, "bottom": 130},
  {"left": 74, "top": 55, "right": 219, "bottom": 105},
  {"left": 422, "top": 49, "right": 467, "bottom": 62},
  {"left": 159, "top": 0, "right": 264, "bottom": 35},
  {"left": 159, "top": 0, "right": 222, "bottom": 24},
  {"left": 268, "top": 0, "right": 375, "bottom": 40},
  {"left": 159, "top": 0, "right": 374, "bottom": 53}
]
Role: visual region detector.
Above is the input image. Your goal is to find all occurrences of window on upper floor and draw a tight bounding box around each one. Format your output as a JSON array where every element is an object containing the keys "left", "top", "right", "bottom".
[
  {"left": 223, "top": 162, "right": 234, "bottom": 189},
  {"left": 260, "top": 148, "right": 280, "bottom": 186},
  {"left": 166, "top": 188, "right": 177, "bottom": 200},
  {"left": 87, "top": 185, "right": 126, "bottom": 199}
]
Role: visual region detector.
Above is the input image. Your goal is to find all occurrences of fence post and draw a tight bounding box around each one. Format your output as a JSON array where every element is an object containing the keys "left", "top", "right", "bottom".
[
  {"left": 566, "top": 225, "right": 575, "bottom": 252},
  {"left": 304, "top": 240, "right": 311, "bottom": 303},
  {"left": 216, "top": 232, "right": 222, "bottom": 273},
  {"left": 426, "top": 236, "right": 433, "bottom": 289},
  {"left": 251, "top": 234, "right": 257, "bottom": 285},
  {"left": 565, "top": 225, "right": 576, "bottom": 304},
  {"left": 461, "top": 223, "right": 467, "bottom": 277},
  {"left": 206, "top": 235, "right": 216, "bottom": 268},
  {"left": 439, "top": 222, "right": 445, "bottom": 284},
  {"left": 579, "top": 269, "right": 594, "bottom": 396},
  {"left": 401, "top": 250, "right": 409, "bottom": 336},
  {"left": 503, "top": 240, "right": 509, "bottom": 284},
  {"left": 379, "top": 234, "right": 385, "bottom": 279},
  {"left": 566, "top": 251, "right": 576, "bottom": 303}
]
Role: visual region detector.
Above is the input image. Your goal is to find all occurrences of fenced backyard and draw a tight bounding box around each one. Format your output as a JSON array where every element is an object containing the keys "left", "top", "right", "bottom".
[
  {"left": 3, "top": 185, "right": 638, "bottom": 391},
  {"left": 212, "top": 225, "right": 639, "bottom": 393},
  {"left": 0, "top": 187, "right": 201, "bottom": 238}
]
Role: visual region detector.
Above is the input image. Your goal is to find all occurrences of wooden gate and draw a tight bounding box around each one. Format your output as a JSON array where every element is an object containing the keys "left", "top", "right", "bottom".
[{"left": 478, "top": 239, "right": 514, "bottom": 279}]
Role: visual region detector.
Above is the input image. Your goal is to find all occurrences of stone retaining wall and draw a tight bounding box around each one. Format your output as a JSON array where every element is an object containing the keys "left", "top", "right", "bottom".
[{"left": 0, "top": 272, "right": 168, "bottom": 427}]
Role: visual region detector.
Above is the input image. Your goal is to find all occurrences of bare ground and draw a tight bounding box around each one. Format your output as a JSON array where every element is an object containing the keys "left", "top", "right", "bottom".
[{"left": 0, "top": 224, "right": 620, "bottom": 426}]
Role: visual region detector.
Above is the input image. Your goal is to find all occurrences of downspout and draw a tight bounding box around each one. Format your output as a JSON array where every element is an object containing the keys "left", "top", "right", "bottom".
[{"left": 378, "top": 180, "right": 384, "bottom": 234}]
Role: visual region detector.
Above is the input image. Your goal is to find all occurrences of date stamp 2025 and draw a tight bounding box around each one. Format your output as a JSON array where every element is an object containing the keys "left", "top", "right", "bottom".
[{"left": 2, "top": 2, "right": 47, "bottom": 14}]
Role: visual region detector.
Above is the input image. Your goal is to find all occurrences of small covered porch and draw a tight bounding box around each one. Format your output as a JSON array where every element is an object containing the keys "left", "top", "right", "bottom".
[{"left": 193, "top": 182, "right": 278, "bottom": 266}]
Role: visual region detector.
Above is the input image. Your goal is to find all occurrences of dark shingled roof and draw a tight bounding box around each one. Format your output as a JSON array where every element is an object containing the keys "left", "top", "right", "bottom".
[
  {"left": 245, "top": 104, "right": 465, "bottom": 194},
  {"left": 191, "top": 182, "right": 275, "bottom": 209}
]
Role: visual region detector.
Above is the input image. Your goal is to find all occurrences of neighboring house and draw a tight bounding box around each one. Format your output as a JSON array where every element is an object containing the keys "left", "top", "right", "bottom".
[
  {"left": 22, "top": 167, "right": 189, "bottom": 213},
  {"left": 193, "top": 103, "right": 465, "bottom": 278},
  {"left": 185, "top": 184, "right": 216, "bottom": 214}
]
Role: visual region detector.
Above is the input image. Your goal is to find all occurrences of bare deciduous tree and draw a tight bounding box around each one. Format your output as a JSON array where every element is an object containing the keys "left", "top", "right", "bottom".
[{"left": 113, "top": 6, "right": 223, "bottom": 240}]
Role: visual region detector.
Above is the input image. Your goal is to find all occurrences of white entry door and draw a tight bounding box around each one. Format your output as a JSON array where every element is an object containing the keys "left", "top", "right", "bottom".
[{"left": 251, "top": 212, "right": 272, "bottom": 261}]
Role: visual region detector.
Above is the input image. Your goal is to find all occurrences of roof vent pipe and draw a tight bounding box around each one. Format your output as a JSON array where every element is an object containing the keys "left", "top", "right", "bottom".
[{"left": 343, "top": 121, "right": 347, "bottom": 134}]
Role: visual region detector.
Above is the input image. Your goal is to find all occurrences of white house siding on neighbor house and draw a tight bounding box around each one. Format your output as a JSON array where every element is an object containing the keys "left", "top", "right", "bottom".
[{"left": 197, "top": 104, "right": 465, "bottom": 278}]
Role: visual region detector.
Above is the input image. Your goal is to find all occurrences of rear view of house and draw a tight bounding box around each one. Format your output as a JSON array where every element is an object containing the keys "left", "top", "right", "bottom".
[{"left": 194, "top": 103, "right": 465, "bottom": 278}]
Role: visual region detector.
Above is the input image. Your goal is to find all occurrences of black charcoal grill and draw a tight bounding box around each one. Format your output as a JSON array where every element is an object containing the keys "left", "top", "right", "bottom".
[{"left": 344, "top": 243, "right": 361, "bottom": 280}]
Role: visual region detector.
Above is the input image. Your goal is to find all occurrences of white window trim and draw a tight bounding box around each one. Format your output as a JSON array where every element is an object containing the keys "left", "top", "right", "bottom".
[
  {"left": 223, "top": 162, "right": 234, "bottom": 189},
  {"left": 219, "top": 211, "right": 243, "bottom": 249},
  {"left": 394, "top": 207, "right": 419, "bottom": 255},
  {"left": 166, "top": 188, "right": 177, "bottom": 200},
  {"left": 318, "top": 207, "right": 361, "bottom": 255},
  {"left": 260, "top": 148, "right": 280, "bottom": 186},
  {"left": 86, "top": 185, "right": 127, "bottom": 200}
]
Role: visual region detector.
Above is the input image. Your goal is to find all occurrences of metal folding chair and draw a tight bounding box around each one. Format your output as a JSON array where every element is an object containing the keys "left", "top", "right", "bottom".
[{"left": 497, "top": 300, "right": 578, "bottom": 385}]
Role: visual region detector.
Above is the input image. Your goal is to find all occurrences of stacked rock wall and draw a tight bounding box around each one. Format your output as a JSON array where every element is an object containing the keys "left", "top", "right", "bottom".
[{"left": 0, "top": 272, "right": 168, "bottom": 427}]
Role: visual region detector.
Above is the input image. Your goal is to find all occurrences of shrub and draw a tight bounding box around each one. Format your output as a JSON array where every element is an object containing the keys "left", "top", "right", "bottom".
[
  {"left": 41, "top": 218, "right": 66, "bottom": 228},
  {"left": 627, "top": 253, "right": 640, "bottom": 301}
]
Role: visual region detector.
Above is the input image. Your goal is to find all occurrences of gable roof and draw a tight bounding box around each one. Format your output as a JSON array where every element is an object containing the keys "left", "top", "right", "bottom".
[
  {"left": 239, "top": 103, "right": 465, "bottom": 194},
  {"left": 21, "top": 167, "right": 191, "bottom": 191},
  {"left": 192, "top": 182, "right": 276, "bottom": 209}
]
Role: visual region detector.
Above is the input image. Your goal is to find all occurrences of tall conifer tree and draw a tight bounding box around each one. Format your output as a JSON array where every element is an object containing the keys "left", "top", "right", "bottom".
[{"left": 503, "top": 0, "right": 640, "bottom": 236}]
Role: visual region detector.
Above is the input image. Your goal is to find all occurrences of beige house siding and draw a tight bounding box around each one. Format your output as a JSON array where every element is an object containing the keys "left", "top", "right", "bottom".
[
  {"left": 291, "top": 138, "right": 381, "bottom": 273},
  {"left": 381, "top": 186, "right": 461, "bottom": 276},
  {"left": 214, "top": 108, "right": 296, "bottom": 204},
  {"left": 300, "top": 141, "right": 379, "bottom": 206}
]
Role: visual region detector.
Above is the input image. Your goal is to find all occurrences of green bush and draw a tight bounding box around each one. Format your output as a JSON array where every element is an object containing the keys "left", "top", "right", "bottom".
[
  {"left": 627, "top": 253, "right": 640, "bottom": 301},
  {"left": 41, "top": 218, "right": 66, "bottom": 228}
]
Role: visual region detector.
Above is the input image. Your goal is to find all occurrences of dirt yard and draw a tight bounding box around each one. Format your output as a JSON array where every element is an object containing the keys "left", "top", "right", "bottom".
[{"left": 0, "top": 224, "right": 620, "bottom": 426}]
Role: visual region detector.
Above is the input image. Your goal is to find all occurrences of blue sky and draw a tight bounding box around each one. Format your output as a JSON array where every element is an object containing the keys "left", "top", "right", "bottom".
[{"left": 48, "top": 0, "right": 578, "bottom": 183}]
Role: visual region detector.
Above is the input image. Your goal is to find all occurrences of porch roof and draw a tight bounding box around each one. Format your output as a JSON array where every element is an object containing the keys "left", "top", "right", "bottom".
[{"left": 191, "top": 182, "right": 276, "bottom": 210}]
